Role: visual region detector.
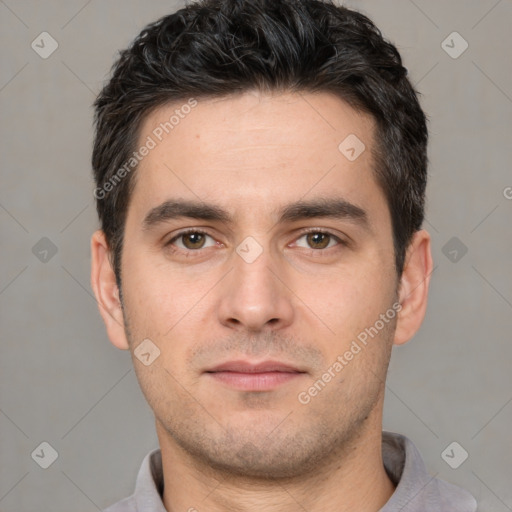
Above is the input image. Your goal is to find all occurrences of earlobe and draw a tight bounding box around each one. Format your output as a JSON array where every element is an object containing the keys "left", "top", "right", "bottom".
[
  {"left": 90, "top": 230, "right": 130, "bottom": 350},
  {"left": 394, "top": 229, "right": 433, "bottom": 346}
]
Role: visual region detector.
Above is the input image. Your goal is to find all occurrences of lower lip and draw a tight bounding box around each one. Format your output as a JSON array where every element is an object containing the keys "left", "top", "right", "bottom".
[{"left": 206, "top": 371, "right": 304, "bottom": 391}]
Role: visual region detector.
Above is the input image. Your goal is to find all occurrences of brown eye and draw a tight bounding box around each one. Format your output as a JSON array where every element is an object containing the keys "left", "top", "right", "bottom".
[
  {"left": 306, "top": 232, "right": 331, "bottom": 249},
  {"left": 167, "top": 230, "right": 216, "bottom": 251},
  {"left": 181, "top": 232, "right": 206, "bottom": 249},
  {"left": 294, "top": 231, "right": 340, "bottom": 250}
]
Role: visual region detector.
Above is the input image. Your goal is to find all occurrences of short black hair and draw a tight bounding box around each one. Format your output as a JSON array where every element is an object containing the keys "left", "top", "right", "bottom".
[{"left": 92, "top": 0, "right": 428, "bottom": 286}]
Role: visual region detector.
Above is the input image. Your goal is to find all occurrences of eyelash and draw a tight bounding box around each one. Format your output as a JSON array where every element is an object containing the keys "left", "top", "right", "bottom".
[{"left": 165, "top": 228, "right": 346, "bottom": 256}]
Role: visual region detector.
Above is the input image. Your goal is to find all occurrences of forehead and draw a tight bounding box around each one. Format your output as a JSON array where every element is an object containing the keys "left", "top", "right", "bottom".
[{"left": 129, "top": 90, "right": 386, "bottom": 225}]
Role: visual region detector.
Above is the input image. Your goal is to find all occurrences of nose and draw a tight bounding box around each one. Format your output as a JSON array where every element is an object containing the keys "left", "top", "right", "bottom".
[{"left": 216, "top": 244, "right": 294, "bottom": 332}]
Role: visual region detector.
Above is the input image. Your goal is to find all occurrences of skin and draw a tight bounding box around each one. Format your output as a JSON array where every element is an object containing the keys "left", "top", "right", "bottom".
[{"left": 91, "top": 90, "right": 432, "bottom": 512}]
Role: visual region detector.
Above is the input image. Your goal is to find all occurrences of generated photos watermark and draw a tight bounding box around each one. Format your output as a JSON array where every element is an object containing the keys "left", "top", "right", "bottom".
[
  {"left": 298, "top": 301, "right": 402, "bottom": 405},
  {"left": 93, "top": 98, "right": 198, "bottom": 200}
]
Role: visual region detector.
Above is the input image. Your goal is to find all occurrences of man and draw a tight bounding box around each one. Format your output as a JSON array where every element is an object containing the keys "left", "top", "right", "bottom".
[{"left": 90, "top": 0, "right": 477, "bottom": 510}]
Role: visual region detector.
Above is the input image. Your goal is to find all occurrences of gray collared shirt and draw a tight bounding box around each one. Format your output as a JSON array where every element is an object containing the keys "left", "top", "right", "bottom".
[{"left": 102, "top": 431, "right": 477, "bottom": 512}]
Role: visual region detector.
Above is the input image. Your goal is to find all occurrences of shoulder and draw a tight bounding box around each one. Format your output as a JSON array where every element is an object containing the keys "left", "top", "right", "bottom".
[
  {"left": 381, "top": 431, "right": 477, "bottom": 512},
  {"left": 100, "top": 448, "right": 162, "bottom": 512}
]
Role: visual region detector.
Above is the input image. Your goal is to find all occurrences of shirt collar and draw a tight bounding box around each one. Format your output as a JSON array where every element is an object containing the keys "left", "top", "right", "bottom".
[
  {"left": 379, "top": 431, "right": 477, "bottom": 511},
  {"left": 134, "top": 447, "right": 167, "bottom": 512}
]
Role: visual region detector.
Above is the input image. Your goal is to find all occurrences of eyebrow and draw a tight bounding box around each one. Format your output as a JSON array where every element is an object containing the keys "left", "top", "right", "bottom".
[{"left": 142, "top": 197, "right": 369, "bottom": 231}]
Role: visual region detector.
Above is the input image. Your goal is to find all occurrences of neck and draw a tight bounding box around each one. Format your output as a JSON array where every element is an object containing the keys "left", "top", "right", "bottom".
[{"left": 157, "top": 408, "right": 395, "bottom": 512}]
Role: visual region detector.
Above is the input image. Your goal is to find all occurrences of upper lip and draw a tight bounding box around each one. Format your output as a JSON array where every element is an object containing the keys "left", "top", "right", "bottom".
[{"left": 205, "top": 360, "right": 305, "bottom": 373}]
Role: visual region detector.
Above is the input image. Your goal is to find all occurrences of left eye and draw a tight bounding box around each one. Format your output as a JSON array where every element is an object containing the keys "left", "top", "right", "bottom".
[
  {"left": 295, "top": 231, "right": 340, "bottom": 250},
  {"left": 170, "top": 231, "right": 216, "bottom": 250}
]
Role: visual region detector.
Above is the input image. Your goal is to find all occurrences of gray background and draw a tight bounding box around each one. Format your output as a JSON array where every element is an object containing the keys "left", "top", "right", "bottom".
[{"left": 1, "top": 0, "right": 511, "bottom": 510}]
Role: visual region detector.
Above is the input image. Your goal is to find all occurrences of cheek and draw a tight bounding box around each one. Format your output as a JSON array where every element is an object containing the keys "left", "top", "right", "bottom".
[
  {"left": 120, "top": 247, "right": 193, "bottom": 335},
  {"left": 132, "top": 358, "right": 194, "bottom": 424},
  {"left": 120, "top": 254, "right": 209, "bottom": 375},
  {"left": 309, "top": 262, "right": 395, "bottom": 340}
]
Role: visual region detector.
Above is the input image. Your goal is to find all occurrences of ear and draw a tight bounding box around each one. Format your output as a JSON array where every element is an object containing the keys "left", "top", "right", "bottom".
[
  {"left": 90, "top": 230, "right": 130, "bottom": 350},
  {"left": 394, "top": 229, "right": 433, "bottom": 346}
]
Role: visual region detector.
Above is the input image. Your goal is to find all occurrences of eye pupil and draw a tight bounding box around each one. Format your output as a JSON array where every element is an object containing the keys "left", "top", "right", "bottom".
[{"left": 307, "top": 232, "right": 330, "bottom": 249}]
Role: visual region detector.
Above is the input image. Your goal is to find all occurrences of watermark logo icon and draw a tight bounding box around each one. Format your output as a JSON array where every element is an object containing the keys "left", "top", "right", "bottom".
[
  {"left": 32, "top": 237, "right": 58, "bottom": 263},
  {"left": 338, "top": 134, "right": 366, "bottom": 162},
  {"left": 236, "top": 236, "right": 263, "bottom": 264},
  {"left": 441, "top": 32, "right": 468, "bottom": 59},
  {"left": 134, "top": 338, "right": 161, "bottom": 366},
  {"left": 442, "top": 236, "right": 468, "bottom": 263},
  {"left": 441, "top": 441, "right": 469, "bottom": 469},
  {"left": 31, "top": 441, "right": 58, "bottom": 469},
  {"left": 31, "top": 32, "right": 59, "bottom": 59}
]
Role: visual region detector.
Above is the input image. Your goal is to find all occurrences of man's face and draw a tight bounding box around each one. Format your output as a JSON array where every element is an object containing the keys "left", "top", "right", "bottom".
[{"left": 117, "top": 91, "right": 399, "bottom": 477}]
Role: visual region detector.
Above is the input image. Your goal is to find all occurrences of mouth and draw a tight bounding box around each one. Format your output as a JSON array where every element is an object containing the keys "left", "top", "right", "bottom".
[{"left": 204, "top": 360, "right": 307, "bottom": 391}]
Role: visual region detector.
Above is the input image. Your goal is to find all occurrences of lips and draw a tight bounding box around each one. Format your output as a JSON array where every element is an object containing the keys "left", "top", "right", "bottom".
[
  {"left": 205, "top": 360, "right": 304, "bottom": 374},
  {"left": 204, "top": 360, "right": 306, "bottom": 391}
]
